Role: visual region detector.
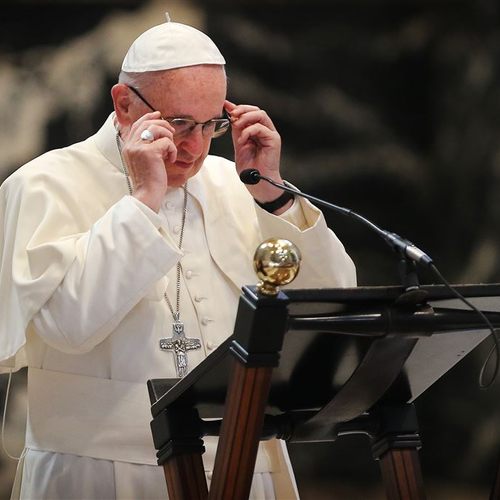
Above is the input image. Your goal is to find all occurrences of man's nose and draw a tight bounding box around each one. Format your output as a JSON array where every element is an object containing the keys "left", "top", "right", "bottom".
[{"left": 177, "top": 126, "right": 206, "bottom": 156}]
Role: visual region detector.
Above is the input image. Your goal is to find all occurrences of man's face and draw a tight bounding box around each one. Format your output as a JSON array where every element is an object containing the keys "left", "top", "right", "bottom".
[{"left": 141, "top": 65, "right": 227, "bottom": 187}]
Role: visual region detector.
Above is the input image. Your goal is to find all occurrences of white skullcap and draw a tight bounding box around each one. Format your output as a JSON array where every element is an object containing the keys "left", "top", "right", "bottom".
[{"left": 121, "top": 15, "right": 225, "bottom": 73}]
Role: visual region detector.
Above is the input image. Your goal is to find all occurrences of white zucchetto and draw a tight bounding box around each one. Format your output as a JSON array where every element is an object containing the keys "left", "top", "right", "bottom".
[{"left": 121, "top": 16, "right": 226, "bottom": 73}]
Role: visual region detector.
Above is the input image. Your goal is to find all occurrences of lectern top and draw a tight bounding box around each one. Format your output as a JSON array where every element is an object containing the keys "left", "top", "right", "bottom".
[{"left": 149, "top": 283, "right": 500, "bottom": 425}]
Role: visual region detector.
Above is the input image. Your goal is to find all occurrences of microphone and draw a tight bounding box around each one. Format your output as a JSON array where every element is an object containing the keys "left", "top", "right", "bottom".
[
  {"left": 239, "top": 168, "right": 433, "bottom": 268},
  {"left": 239, "top": 169, "right": 261, "bottom": 185}
]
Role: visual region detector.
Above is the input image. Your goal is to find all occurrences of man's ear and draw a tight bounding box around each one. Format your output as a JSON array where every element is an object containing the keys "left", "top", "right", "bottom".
[{"left": 111, "top": 84, "right": 136, "bottom": 127}]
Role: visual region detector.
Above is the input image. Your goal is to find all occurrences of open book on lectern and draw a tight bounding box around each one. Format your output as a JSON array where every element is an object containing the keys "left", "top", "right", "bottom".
[{"left": 148, "top": 283, "right": 500, "bottom": 430}]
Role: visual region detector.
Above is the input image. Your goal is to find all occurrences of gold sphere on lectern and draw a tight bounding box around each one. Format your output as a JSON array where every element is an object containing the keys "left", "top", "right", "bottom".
[{"left": 253, "top": 238, "right": 302, "bottom": 296}]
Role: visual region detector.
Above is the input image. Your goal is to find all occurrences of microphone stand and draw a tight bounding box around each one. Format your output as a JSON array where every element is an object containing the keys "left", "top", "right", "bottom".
[
  {"left": 240, "top": 168, "right": 500, "bottom": 387},
  {"left": 240, "top": 169, "right": 431, "bottom": 295}
]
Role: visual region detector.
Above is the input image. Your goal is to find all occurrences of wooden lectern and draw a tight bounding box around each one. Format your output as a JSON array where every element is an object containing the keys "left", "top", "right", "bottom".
[{"left": 148, "top": 283, "right": 500, "bottom": 500}]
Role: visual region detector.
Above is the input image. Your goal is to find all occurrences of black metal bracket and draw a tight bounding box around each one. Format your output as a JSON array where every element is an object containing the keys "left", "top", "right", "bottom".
[
  {"left": 229, "top": 286, "right": 290, "bottom": 366},
  {"left": 151, "top": 407, "right": 205, "bottom": 465},
  {"left": 369, "top": 403, "right": 422, "bottom": 460},
  {"left": 398, "top": 255, "right": 421, "bottom": 293}
]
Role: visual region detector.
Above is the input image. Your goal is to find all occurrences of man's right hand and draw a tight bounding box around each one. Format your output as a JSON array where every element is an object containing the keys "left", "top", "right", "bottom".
[{"left": 121, "top": 111, "right": 177, "bottom": 213}]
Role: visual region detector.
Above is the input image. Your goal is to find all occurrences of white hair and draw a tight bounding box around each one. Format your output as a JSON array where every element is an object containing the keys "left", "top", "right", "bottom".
[{"left": 118, "top": 71, "right": 158, "bottom": 92}]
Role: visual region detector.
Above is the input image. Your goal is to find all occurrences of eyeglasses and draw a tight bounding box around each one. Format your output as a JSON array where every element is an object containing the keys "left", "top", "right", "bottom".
[{"left": 127, "top": 85, "right": 231, "bottom": 139}]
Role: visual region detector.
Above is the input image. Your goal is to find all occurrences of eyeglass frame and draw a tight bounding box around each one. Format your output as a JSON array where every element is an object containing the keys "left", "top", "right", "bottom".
[{"left": 126, "top": 85, "right": 231, "bottom": 139}]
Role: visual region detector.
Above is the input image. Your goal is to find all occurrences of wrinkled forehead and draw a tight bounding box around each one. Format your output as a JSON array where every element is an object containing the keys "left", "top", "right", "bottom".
[
  {"left": 149, "top": 65, "right": 227, "bottom": 118},
  {"left": 152, "top": 64, "right": 226, "bottom": 86}
]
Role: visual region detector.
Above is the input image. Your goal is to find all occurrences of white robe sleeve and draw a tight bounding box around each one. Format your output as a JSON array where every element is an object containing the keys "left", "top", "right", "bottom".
[
  {"left": 0, "top": 159, "right": 181, "bottom": 369},
  {"left": 31, "top": 196, "right": 182, "bottom": 354}
]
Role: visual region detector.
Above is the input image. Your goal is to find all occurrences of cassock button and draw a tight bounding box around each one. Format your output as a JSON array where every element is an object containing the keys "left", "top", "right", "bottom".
[
  {"left": 201, "top": 317, "right": 210, "bottom": 325},
  {"left": 206, "top": 341, "right": 219, "bottom": 350},
  {"left": 166, "top": 201, "right": 174, "bottom": 210},
  {"left": 195, "top": 295, "right": 204, "bottom": 302},
  {"left": 186, "top": 271, "right": 193, "bottom": 279},
  {"left": 207, "top": 471, "right": 213, "bottom": 480},
  {"left": 173, "top": 225, "right": 181, "bottom": 234}
]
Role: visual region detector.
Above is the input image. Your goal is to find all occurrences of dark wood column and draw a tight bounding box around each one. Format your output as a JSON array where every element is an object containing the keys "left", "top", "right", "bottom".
[
  {"left": 163, "top": 452, "right": 208, "bottom": 500},
  {"left": 208, "top": 361, "right": 273, "bottom": 499},
  {"left": 150, "top": 406, "right": 208, "bottom": 500},
  {"left": 379, "top": 448, "right": 427, "bottom": 500},
  {"left": 208, "top": 288, "right": 290, "bottom": 500},
  {"left": 372, "top": 404, "right": 427, "bottom": 500}
]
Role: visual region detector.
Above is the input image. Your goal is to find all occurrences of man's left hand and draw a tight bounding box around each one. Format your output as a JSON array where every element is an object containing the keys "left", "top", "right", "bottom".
[{"left": 226, "top": 100, "right": 292, "bottom": 213}]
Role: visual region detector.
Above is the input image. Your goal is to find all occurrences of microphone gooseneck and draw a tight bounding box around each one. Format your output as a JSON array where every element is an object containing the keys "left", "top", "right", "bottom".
[{"left": 239, "top": 169, "right": 433, "bottom": 267}]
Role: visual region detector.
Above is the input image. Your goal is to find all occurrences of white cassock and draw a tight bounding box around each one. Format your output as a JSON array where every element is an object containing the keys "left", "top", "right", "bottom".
[{"left": 0, "top": 114, "right": 357, "bottom": 499}]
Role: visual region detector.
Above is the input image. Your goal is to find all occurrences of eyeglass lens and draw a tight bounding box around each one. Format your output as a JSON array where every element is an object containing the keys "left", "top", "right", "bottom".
[
  {"left": 169, "top": 118, "right": 230, "bottom": 138},
  {"left": 127, "top": 86, "right": 230, "bottom": 139}
]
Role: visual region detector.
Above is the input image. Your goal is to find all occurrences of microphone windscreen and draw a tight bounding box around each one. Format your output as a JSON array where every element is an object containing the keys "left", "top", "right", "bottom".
[{"left": 239, "top": 169, "right": 261, "bottom": 185}]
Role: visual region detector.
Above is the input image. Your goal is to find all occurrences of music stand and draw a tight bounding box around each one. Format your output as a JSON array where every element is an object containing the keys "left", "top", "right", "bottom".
[{"left": 148, "top": 283, "right": 500, "bottom": 500}]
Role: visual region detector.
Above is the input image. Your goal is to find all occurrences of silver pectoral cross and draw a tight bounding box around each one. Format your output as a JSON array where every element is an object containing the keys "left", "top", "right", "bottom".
[{"left": 159, "top": 317, "right": 202, "bottom": 378}]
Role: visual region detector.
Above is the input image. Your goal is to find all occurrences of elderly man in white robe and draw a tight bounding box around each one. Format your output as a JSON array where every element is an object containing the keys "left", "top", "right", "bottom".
[{"left": 0, "top": 18, "right": 356, "bottom": 500}]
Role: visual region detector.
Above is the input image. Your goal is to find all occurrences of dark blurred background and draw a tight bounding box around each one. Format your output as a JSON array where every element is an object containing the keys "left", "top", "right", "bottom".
[{"left": 2, "top": 0, "right": 500, "bottom": 498}]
